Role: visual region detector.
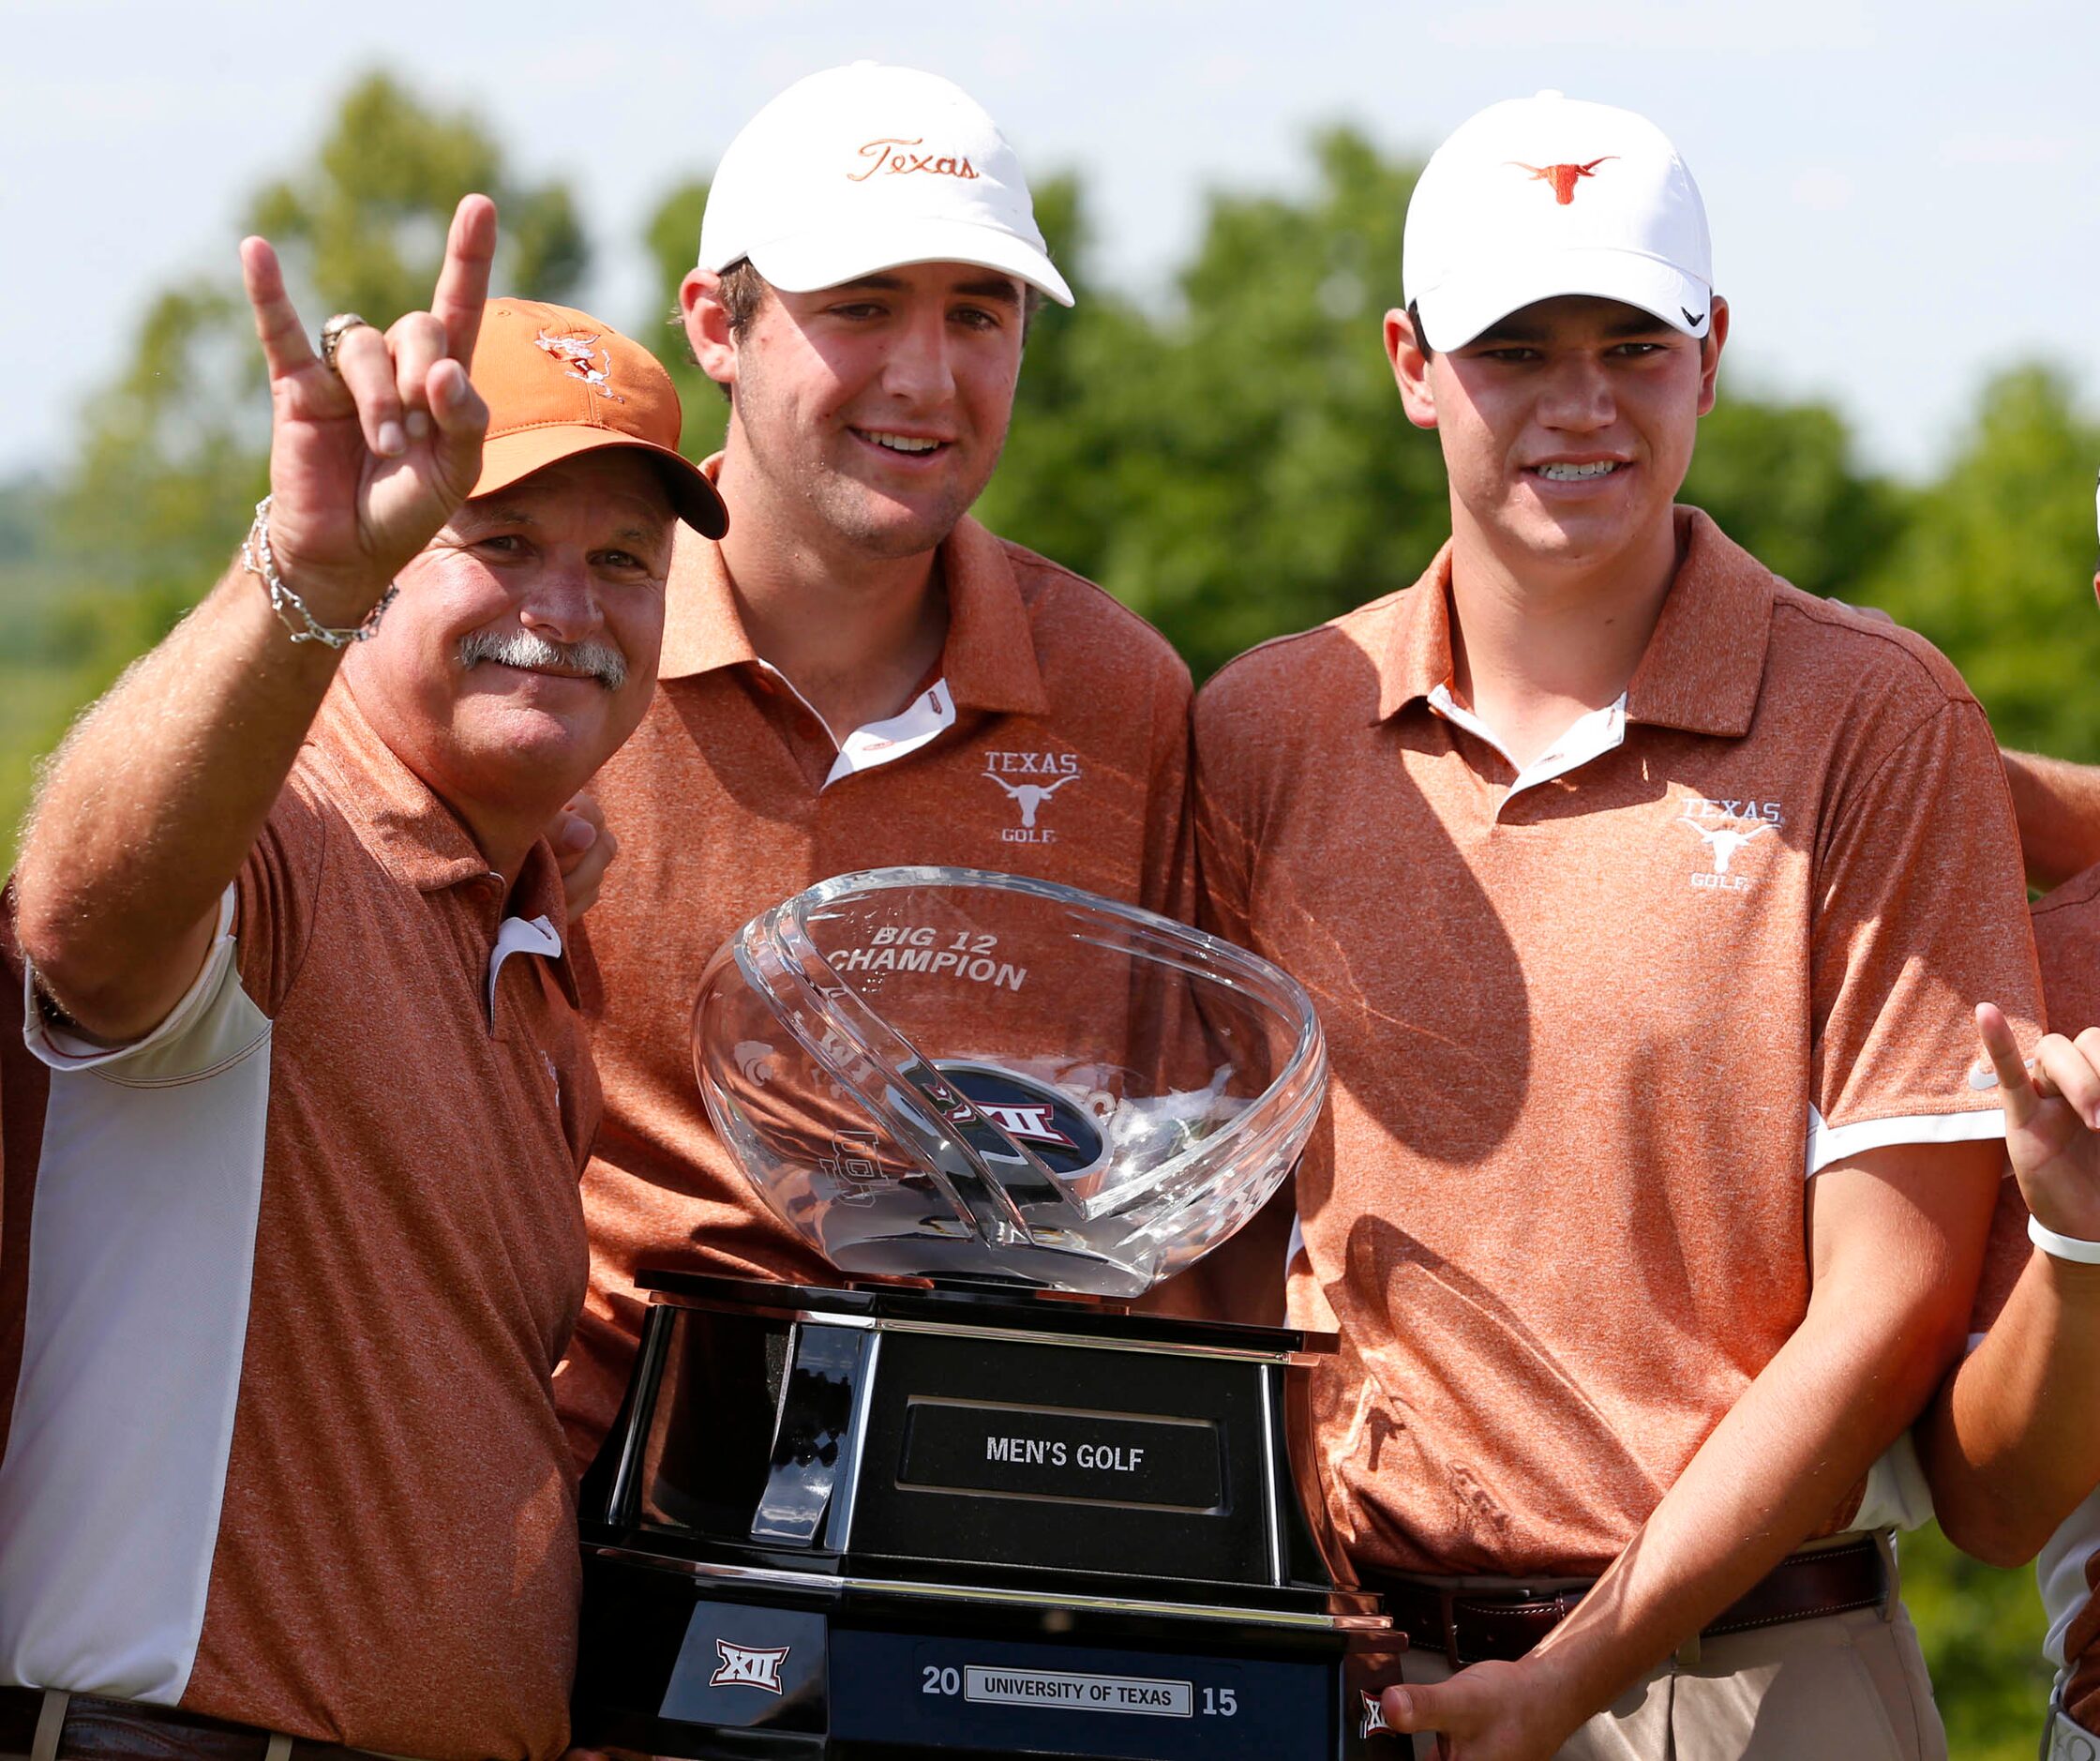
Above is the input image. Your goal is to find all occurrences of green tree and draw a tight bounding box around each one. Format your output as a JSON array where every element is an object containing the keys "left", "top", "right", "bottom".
[
  {"left": 1864, "top": 365, "right": 2100, "bottom": 760},
  {"left": 638, "top": 176, "right": 729, "bottom": 463},
  {"left": 4, "top": 73, "right": 589, "bottom": 852},
  {"left": 59, "top": 71, "right": 586, "bottom": 607},
  {"left": 985, "top": 129, "right": 1451, "bottom": 679},
  {"left": 1903, "top": 1522, "right": 2055, "bottom": 1761},
  {"left": 1684, "top": 392, "right": 1908, "bottom": 600}
]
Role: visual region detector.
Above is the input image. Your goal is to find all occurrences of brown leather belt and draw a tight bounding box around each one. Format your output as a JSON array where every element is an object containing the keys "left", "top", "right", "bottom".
[
  {"left": 1358, "top": 1535, "right": 1888, "bottom": 1669},
  {"left": 0, "top": 1690, "right": 402, "bottom": 1761}
]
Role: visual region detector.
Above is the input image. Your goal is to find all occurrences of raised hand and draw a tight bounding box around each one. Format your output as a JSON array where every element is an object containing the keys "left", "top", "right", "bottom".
[
  {"left": 237, "top": 193, "right": 495, "bottom": 627},
  {"left": 1976, "top": 1001, "right": 2100, "bottom": 1242}
]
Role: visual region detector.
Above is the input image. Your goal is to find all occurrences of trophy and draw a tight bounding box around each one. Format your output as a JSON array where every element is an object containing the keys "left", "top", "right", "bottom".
[{"left": 573, "top": 868, "right": 1399, "bottom": 1758}]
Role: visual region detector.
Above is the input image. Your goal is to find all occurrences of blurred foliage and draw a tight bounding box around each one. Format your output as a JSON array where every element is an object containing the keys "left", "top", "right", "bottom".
[
  {"left": 638, "top": 176, "right": 730, "bottom": 463},
  {"left": 1, "top": 84, "right": 2092, "bottom": 1744},
  {"left": 1860, "top": 367, "right": 2100, "bottom": 758},
  {"left": 5, "top": 71, "right": 589, "bottom": 856},
  {"left": 1905, "top": 1520, "right": 2055, "bottom": 1759}
]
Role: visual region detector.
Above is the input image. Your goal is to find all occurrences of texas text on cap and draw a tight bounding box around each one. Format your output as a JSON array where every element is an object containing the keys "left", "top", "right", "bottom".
[
  {"left": 470, "top": 299, "right": 728, "bottom": 538},
  {"left": 698, "top": 61, "right": 1074, "bottom": 308},
  {"left": 1402, "top": 90, "right": 1713, "bottom": 352}
]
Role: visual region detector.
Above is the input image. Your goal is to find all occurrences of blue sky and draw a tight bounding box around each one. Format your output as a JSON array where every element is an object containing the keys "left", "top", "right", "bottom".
[{"left": 6, "top": 0, "right": 2095, "bottom": 482}]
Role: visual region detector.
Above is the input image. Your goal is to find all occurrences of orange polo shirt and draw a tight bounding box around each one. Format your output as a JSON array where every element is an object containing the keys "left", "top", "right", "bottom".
[
  {"left": 1193, "top": 509, "right": 2041, "bottom": 1578},
  {"left": 0, "top": 686, "right": 594, "bottom": 1760},
  {"left": 558, "top": 497, "right": 1192, "bottom": 1464}
]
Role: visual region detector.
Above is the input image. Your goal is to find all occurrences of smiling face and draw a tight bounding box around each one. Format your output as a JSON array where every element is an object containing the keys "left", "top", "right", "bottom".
[
  {"left": 345, "top": 449, "right": 675, "bottom": 835},
  {"left": 1388, "top": 294, "right": 1727, "bottom": 581},
  {"left": 691, "top": 261, "right": 1027, "bottom": 560}
]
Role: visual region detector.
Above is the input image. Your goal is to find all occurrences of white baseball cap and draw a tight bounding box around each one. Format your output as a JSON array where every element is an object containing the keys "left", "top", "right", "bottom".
[
  {"left": 698, "top": 62, "right": 1074, "bottom": 308},
  {"left": 1402, "top": 91, "right": 1712, "bottom": 351}
]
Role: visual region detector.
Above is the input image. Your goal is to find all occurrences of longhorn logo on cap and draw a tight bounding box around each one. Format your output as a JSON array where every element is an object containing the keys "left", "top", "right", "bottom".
[
  {"left": 1507, "top": 157, "right": 1618, "bottom": 204},
  {"left": 533, "top": 330, "right": 625, "bottom": 402}
]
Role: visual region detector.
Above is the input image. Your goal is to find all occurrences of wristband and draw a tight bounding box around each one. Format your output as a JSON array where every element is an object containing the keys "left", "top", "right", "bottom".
[{"left": 2028, "top": 1212, "right": 2100, "bottom": 1265}]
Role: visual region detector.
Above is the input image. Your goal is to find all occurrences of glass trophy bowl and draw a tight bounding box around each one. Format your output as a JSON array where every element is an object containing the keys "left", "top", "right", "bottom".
[{"left": 691, "top": 866, "right": 1327, "bottom": 1298}]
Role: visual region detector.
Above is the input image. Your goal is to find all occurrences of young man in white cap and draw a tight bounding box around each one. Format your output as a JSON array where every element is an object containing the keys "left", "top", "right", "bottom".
[
  {"left": 1192, "top": 93, "right": 2041, "bottom": 1757},
  {"left": 554, "top": 64, "right": 1192, "bottom": 1465}
]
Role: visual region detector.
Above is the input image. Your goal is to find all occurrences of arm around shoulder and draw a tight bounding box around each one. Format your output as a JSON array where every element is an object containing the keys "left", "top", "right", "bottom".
[{"left": 2003, "top": 748, "right": 2100, "bottom": 892}]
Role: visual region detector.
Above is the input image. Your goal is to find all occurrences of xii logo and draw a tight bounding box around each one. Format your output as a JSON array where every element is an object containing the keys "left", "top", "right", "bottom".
[
  {"left": 1359, "top": 1689, "right": 1391, "bottom": 1738},
  {"left": 712, "top": 1639, "right": 789, "bottom": 1693}
]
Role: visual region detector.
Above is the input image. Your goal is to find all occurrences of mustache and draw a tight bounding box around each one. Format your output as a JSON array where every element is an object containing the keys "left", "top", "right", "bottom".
[{"left": 457, "top": 626, "right": 628, "bottom": 691}]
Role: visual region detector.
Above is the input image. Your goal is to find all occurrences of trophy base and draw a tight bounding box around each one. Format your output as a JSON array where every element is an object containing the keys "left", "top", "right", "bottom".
[
  {"left": 573, "top": 1275, "right": 1401, "bottom": 1760},
  {"left": 576, "top": 1547, "right": 1402, "bottom": 1759}
]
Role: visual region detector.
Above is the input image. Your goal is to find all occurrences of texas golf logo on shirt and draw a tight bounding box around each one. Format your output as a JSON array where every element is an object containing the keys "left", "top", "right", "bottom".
[
  {"left": 982, "top": 749, "right": 1082, "bottom": 843},
  {"left": 1674, "top": 793, "right": 1784, "bottom": 893}
]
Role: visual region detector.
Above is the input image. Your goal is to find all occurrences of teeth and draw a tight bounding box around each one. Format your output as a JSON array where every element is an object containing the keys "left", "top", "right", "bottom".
[
  {"left": 1538, "top": 461, "right": 1621, "bottom": 481},
  {"left": 865, "top": 431, "right": 940, "bottom": 454}
]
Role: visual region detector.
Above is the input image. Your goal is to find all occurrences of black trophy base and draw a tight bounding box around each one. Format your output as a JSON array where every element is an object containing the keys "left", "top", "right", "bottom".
[
  {"left": 575, "top": 1548, "right": 1402, "bottom": 1759},
  {"left": 574, "top": 1275, "right": 1402, "bottom": 1759}
]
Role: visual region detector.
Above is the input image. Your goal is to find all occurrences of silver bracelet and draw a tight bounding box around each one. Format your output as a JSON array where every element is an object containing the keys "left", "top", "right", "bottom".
[{"left": 239, "top": 495, "right": 396, "bottom": 649}]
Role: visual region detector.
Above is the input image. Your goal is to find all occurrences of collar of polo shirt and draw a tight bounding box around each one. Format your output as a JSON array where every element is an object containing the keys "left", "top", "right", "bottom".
[
  {"left": 1372, "top": 508, "right": 1773, "bottom": 743},
  {"left": 657, "top": 455, "right": 1050, "bottom": 719}
]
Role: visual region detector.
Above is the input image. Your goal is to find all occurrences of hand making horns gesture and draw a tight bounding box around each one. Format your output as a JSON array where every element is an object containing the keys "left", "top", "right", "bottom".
[
  {"left": 1976, "top": 1001, "right": 2100, "bottom": 1246},
  {"left": 236, "top": 193, "right": 495, "bottom": 628}
]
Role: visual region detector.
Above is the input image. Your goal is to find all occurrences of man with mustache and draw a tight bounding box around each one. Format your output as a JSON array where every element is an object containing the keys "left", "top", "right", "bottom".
[
  {"left": 1192, "top": 93, "right": 2040, "bottom": 1757},
  {"left": 0, "top": 198, "right": 725, "bottom": 1761},
  {"left": 554, "top": 63, "right": 1193, "bottom": 1464}
]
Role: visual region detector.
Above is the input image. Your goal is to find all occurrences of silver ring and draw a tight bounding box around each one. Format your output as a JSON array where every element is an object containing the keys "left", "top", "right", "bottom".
[{"left": 319, "top": 312, "right": 372, "bottom": 376}]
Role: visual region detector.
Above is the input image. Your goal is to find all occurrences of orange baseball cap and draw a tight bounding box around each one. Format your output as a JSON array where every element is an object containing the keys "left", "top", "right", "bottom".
[{"left": 468, "top": 298, "right": 728, "bottom": 537}]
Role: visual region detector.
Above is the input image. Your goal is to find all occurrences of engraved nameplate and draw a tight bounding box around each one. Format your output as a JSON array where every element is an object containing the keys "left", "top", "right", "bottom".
[{"left": 897, "top": 1398, "right": 1223, "bottom": 1512}]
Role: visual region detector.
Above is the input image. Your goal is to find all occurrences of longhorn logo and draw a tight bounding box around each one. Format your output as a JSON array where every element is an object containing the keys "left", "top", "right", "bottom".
[
  {"left": 533, "top": 330, "right": 625, "bottom": 402},
  {"left": 1507, "top": 156, "right": 1617, "bottom": 204},
  {"left": 711, "top": 1639, "right": 789, "bottom": 1693},
  {"left": 1678, "top": 807, "right": 1771, "bottom": 876},
  {"left": 983, "top": 769, "right": 1078, "bottom": 829}
]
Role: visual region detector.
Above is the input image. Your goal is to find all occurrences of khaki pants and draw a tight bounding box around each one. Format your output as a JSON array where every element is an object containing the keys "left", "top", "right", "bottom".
[{"left": 1392, "top": 1602, "right": 1944, "bottom": 1761}]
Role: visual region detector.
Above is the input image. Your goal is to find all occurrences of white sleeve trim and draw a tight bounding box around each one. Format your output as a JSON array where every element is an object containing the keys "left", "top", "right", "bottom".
[
  {"left": 21, "top": 887, "right": 241, "bottom": 1072},
  {"left": 1804, "top": 1103, "right": 2007, "bottom": 1179}
]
